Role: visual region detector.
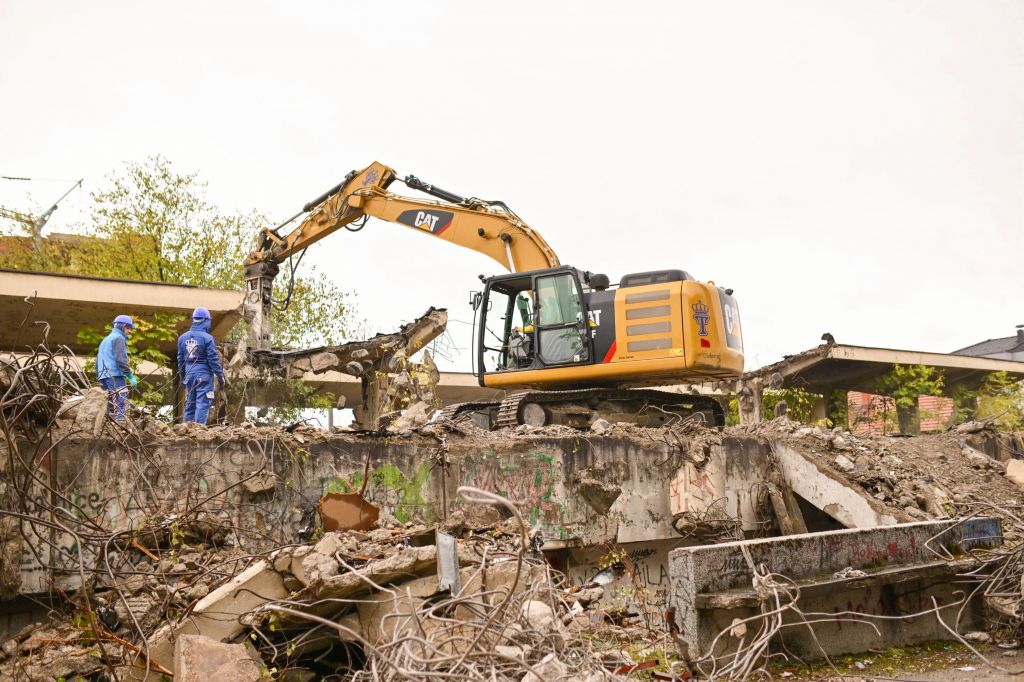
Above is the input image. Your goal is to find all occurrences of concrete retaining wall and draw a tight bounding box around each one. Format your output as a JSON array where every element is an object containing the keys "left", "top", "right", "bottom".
[{"left": 13, "top": 429, "right": 777, "bottom": 594}]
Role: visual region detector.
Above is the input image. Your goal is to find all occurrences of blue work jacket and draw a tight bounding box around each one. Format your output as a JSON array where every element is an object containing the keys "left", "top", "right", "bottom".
[{"left": 176, "top": 318, "right": 225, "bottom": 383}]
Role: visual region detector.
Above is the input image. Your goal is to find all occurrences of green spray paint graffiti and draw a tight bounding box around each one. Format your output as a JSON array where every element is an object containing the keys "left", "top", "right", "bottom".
[
  {"left": 461, "top": 450, "right": 565, "bottom": 532},
  {"left": 321, "top": 462, "right": 432, "bottom": 524}
]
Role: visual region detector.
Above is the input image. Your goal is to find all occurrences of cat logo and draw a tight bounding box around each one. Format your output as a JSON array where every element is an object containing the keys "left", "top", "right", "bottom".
[{"left": 396, "top": 209, "right": 454, "bottom": 236}]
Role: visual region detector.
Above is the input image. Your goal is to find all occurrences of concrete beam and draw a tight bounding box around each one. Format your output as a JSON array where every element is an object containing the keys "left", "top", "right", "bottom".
[
  {"left": 669, "top": 517, "right": 1002, "bottom": 660},
  {"left": 774, "top": 444, "right": 899, "bottom": 528},
  {"left": 245, "top": 369, "right": 504, "bottom": 408}
]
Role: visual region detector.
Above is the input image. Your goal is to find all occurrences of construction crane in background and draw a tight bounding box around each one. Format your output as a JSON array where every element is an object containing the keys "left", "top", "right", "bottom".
[{"left": 0, "top": 178, "right": 83, "bottom": 252}]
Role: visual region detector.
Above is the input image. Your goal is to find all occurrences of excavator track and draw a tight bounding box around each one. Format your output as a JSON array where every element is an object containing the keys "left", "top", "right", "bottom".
[{"left": 444, "top": 389, "right": 725, "bottom": 430}]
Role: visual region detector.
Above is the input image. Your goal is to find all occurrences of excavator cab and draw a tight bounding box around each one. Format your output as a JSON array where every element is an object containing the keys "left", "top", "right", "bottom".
[{"left": 476, "top": 266, "right": 593, "bottom": 379}]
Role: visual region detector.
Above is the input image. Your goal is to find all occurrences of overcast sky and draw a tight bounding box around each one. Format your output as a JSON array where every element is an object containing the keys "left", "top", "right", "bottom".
[{"left": 1, "top": 0, "right": 1021, "bottom": 372}]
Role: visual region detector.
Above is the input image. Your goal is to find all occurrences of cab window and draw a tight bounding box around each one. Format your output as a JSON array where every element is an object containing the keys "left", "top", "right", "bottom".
[{"left": 536, "top": 273, "right": 588, "bottom": 365}]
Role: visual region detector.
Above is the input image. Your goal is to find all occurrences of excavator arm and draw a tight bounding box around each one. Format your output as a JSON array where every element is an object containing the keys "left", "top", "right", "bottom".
[{"left": 244, "top": 162, "right": 560, "bottom": 350}]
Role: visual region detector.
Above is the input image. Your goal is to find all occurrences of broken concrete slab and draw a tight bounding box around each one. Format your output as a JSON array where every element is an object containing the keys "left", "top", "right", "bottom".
[
  {"left": 145, "top": 560, "right": 287, "bottom": 672},
  {"left": 287, "top": 544, "right": 438, "bottom": 621},
  {"left": 669, "top": 517, "right": 1002, "bottom": 660},
  {"left": 774, "top": 443, "right": 901, "bottom": 528},
  {"left": 352, "top": 561, "right": 548, "bottom": 647},
  {"left": 173, "top": 635, "right": 262, "bottom": 681}
]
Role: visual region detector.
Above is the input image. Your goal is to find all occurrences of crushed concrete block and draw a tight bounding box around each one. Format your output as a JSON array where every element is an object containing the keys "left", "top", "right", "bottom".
[
  {"left": 520, "top": 600, "right": 559, "bottom": 634},
  {"left": 292, "top": 545, "right": 438, "bottom": 613},
  {"left": 344, "top": 361, "right": 364, "bottom": 376},
  {"left": 833, "top": 454, "right": 855, "bottom": 473},
  {"left": 271, "top": 548, "right": 292, "bottom": 573},
  {"left": 146, "top": 560, "right": 287, "bottom": 671},
  {"left": 440, "top": 504, "right": 502, "bottom": 534},
  {"left": 495, "top": 644, "right": 527, "bottom": 660},
  {"left": 577, "top": 476, "right": 621, "bottom": 515},
  {"left": 290, "top": 545, "right": 313, "bottom": 585},
  {"left": 308, "top": 352, "right": 340, "bottom": 373},
  {"left": 73, "top": 387, "right": 108, "bottom": 436},
  {"left": 1005, "top": 459, "right": 1024, "bottom": 489},
  {"left": 113, "top": 593, "right": 163, "bottom": 633},
  {"left": 389, "top": 401, "right": 433, "bottom": 433},
  {"left": 300, "top": 532, "right": 348, "bottom": 582},
  {"left": 173, "top": 634, "right": 262, "bottom": 681},
  {"left": 590, "top": 418, "right": 611, "bottom": 434},
  {"left": 964, "top": 631, "right": 991, "bottom": 643}
]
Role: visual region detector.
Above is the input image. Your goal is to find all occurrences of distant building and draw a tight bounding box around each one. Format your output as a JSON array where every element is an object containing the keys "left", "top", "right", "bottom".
[{"left": 952, "top": 326, "right": 1024, "bottom": 362}]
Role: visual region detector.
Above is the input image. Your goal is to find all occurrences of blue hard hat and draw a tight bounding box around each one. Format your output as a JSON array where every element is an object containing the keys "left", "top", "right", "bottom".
[
  {"left": 113, "top": 314, "right": 135, "bottom": 329},
  {"left": 192, "top": 307, "right": 211, "bottom": 320}
]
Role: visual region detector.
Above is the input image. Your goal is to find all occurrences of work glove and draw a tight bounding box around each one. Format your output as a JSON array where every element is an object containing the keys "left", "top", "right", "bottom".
[
  {"left": 220, "top": 376, "right": 230, "bottom": 388},
  {"left": 127, "top": 373, "right": 139, "bottom": 387}
]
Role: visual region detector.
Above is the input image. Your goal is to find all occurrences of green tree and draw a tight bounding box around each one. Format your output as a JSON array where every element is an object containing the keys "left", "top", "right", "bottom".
[
  {"left": 875, "top": 364, "right": 945, "bottom": 435},
  {"left": 762, "top": 387, "right": 821, "bottom": 424},
  {"left": 977, "top": 372, "right": 1024, "bottom": 430}
]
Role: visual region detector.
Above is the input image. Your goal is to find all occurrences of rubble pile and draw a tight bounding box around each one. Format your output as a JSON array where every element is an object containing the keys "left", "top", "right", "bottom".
[
  {"left": 5, "top": 341, "right": 1024, "bottom": 680},
  {"left": 742, "top": 418, "right": 1024, "bottom": 537},
  {"left": 0, "top": 499, "right": 648, "bottom": 681}
]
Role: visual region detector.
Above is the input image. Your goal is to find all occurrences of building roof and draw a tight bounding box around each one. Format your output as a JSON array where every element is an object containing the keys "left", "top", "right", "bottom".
[
  {"left": 745, "top": 342, "right": 1024, "bottom": 394},
  {"left": 0, "top": 268, "right": 244, "bottom": 354},
  {"left": 952, "top": 331, "right": 1024, "bottom": 358}
]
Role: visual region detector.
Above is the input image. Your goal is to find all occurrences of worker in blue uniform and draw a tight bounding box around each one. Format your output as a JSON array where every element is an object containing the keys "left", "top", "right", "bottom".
[
  {"left": 176, "top": 307, "right": 228, "bottom": 424},
  {"left": 96, "top": 314, "right": 139, "bottom": 420}
]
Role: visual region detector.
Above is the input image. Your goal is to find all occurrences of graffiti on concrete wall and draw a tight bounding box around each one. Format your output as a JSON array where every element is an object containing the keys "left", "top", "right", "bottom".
[
  {"left": 460, "top": 449, "right": 566, "bottom": 534},
  {"left": 566, "top": 541, "right": 673, "bottom": 625}
]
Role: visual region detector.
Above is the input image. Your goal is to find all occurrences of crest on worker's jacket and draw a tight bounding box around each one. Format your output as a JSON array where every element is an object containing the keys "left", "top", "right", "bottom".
[{"left": 185, "top": 337, "right": 199, "bottom": 359}]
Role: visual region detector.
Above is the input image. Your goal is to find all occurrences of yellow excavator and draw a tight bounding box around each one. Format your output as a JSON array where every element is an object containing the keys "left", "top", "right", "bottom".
[{"left": 244, "top": 162, "right": 744, "bottom": 428}]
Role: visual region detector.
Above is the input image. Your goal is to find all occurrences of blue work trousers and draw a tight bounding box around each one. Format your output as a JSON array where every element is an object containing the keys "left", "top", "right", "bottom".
[
  {"left": 99, "top": 376, "right": 129, "bottom": 421},
  {"left": 184, "top": 374, "right": 216, "bottom": 424}
]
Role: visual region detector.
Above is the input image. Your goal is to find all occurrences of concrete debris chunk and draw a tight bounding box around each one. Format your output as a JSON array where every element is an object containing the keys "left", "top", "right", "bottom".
[
  {"left": 833, "top": 454, "right": 855, "bottom": 472},
  {"left": 1006, "top": 459, "right": 1024, "bottom": 489},
  {"left": 577, "top": 475, "right": 621, "bottom": 514},
  {"left": 388, "top": 400, "right": 434, "bottom": 433},
  {"left": 173, "top": 635, "right": 263, "bottom": 681},
  {"left": 146, "top": 560, "right": 287, "bottom": 671},
  {"left": 72, "top": 386, "right": 108, "bottom": 436}
]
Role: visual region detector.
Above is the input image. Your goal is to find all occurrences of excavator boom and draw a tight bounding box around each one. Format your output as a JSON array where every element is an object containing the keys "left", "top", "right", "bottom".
[{"left": 245, "top": 162, "right": 559, "bottom": 350}]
